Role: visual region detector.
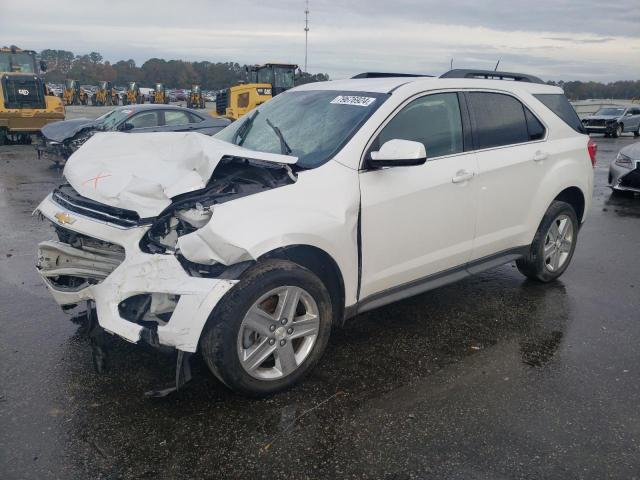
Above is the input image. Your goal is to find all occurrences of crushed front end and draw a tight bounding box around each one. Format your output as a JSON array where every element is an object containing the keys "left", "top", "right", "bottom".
[{"left": 35, "top": 185, "right": 238, "bottom": 353}]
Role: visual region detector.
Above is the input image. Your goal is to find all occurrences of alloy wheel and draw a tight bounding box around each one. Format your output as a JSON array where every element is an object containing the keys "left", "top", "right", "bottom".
[
  {"left": 543, "top": 214, "right": 574, "bottom": 272},
  {"left": 237, "top": 286, "right": 320, "bottom": 380}
]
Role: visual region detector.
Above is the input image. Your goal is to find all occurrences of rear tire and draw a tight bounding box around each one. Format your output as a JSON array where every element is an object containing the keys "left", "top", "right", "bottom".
[
  {"left": 634, "top": 126, "right": 639, "bottom": 138},
  {"left": 516, "top": 201, "right": 579, "bottom": 282},
  {"left": 200, "top": 259, "right": 333, "bottom": 397}
]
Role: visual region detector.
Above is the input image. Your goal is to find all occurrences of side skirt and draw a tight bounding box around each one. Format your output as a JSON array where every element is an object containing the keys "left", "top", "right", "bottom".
[{"left": 344, "top": 246, "right": 529, "bottom": 320}]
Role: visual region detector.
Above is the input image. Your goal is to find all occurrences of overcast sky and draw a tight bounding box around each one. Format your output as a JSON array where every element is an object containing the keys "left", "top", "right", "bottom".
[{"left": 1, "top": 0, "right": 639, "bottom": 81}]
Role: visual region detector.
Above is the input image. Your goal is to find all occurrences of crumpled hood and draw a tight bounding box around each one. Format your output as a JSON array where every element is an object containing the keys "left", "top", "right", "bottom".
[
  {"left": 63, "top": 132, "right": 297, "bottom": 218},
  {"left": 41, "top": 118, "right": 98, "bottom": 142}
]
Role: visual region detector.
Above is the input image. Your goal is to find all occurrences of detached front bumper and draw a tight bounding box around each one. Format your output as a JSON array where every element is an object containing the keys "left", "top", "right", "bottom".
[
  {"left": 609, "top": 160, "right": 640, "bottom": 193},
  {"left": 35, "top": 193, "right": 237, "bottom": 352}
]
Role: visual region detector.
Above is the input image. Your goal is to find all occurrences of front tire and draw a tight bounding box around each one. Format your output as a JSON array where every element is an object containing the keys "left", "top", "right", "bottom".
[
  {"left": 200, "top": 260, "right": 333, "bottom": 397},
  {"left": 516, "top": 201, "right": 579, "bottom": 282},
  {"left": 612, "top": 123, "right": 623, "bottom": 138}
]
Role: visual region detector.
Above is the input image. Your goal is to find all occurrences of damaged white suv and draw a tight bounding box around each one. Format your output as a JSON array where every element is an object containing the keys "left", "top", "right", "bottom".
[{"left": 36, "top": 70, "right": 595, "bottom": 396}]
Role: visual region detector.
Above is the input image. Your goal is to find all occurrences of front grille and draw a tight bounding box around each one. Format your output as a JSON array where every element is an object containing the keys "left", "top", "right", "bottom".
[
  {"left": 586, "top": 119, "right": 606, "bottom": 127},
  {"left": 37, "top": 224, "right": 126, "bottom": 291},
  {"left": 620, "top": 168, "right": 640, "bottom": 189},
  {"left": 1, "top": 74, "right": 46, "bottom": 109},
  {"left": 52, "top": 184, "right": 145, "bottom": 228}
]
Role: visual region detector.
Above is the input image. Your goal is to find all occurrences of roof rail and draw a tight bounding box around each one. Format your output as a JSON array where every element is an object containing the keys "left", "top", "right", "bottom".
[
  {"left": 440, "top": 69, "right": 545, "bottom": 84},
  {"left": 351, "top": 72, "right": 432, "bottom": 79}
]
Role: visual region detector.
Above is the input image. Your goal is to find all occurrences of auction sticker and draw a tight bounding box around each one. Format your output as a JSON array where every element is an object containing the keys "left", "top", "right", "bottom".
[{"left": 330, "top": 95, "right": 376, "bottom": 107}]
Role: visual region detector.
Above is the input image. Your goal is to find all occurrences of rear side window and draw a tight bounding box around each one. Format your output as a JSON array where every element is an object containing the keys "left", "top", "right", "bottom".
[
  {"left": 534, "top": 94, "right": 585, "bottom": 133},
  {"left": 467, "top": 92, "right": 533, "bottom": 149}
]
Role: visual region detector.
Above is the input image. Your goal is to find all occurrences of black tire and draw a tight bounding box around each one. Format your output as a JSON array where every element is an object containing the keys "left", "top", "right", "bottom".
[
  {"left": 0, "top": 128, "right": 7, "bottom": 146},
  {"left": 200, "top": 259, "right": 333, "bottom": 397},
  {"left": 634, "top": 126, "right": 639, "bottom": 138},
  {"left": 612, "top": 123, "right": 623, "bottom": 138},
  {"left": 516, "top": 201, "right": 579, "bottom": 282}
]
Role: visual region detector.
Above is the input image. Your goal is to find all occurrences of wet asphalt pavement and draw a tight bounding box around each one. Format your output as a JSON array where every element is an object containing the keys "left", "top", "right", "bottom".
[{"left": 1, "top": 126, "right": 639, "bottom": 479}]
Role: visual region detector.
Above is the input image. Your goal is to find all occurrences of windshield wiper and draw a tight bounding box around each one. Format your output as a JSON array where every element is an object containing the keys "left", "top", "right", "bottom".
[
  {"left": 234, "top": 109, "right": 259, "bottom": 146},
  {"left": 265, "top": 118, "right": 292, "bottom": 155}
]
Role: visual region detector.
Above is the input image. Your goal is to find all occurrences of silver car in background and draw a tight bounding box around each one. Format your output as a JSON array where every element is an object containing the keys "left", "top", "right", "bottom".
[
  {"left": 583, "top": 106, "right": 640, "bottom": 138},
  {"left": 610, "top": 142, "right": 640, "bottom": 193}
]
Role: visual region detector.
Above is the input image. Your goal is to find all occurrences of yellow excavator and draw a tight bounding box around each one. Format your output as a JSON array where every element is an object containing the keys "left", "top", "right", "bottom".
[
  {"left": 187, "top": 85, "right": 205, "bottom": 109},
  {"left": 122, "top": 81, "right": 143, "bottom": 105},
  {"left": 62, "top": 79, "right": 89, "bottom": 106},
  {"left": 91, "top": 81, "right": 119, "bottom": 106},
  {"left": 151, "top": 83, "right": 169, "bottom": 104},
  {"left": 215, "top": 63, "right": 298, "bottom": 120},
  {"left": 0, "top": 46, "right": 65, "bottom": 144}
]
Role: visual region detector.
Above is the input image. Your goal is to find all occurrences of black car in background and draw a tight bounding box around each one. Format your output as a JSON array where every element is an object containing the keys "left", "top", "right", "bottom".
[{"left": 37, "top": 104, "right": 231, "bottom": 164}]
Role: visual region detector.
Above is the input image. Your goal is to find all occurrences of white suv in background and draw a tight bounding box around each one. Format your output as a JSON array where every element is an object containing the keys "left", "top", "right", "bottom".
[{"left": 36, "top": 69, "right": 595, "bottom": 396}]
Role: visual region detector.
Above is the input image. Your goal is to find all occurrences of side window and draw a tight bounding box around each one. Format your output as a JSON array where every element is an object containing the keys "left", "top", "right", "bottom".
[
  {"left": 188, "top": 112, "right": 204, "bottom": 123},
  {"left": 164, "top": 110, "right": 191, "bottom": 126},
  {"left": 127, "top": 111, "right": 159, "bottom": 129},
  {"left": 467, "top": 92, "right": 532, "bottom": 149},
  {"left": 524, "top": 108, "right": 546, "bottom": 141},
  {"left": 376, "top": 92, "right": 463, "bottom": 158}
]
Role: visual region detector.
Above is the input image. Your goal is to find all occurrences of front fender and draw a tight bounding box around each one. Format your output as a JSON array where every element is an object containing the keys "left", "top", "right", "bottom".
[{"left": 177, "top": 160, "right": 361, "bottom": 305}]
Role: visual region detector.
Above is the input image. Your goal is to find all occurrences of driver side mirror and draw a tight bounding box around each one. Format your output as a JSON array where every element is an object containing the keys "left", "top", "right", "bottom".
[
  {"left": 120, "top": 122, "right": 134, "bottom": 131},
  {"left": 369, "top": 139, "right": 427, "bottom": 167},
  {"left": 625, "top": 112, "right": 633, "bottom": 117}
]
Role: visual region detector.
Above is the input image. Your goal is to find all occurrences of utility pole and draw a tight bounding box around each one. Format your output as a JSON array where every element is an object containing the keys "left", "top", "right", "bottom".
[{"left": 304, "top": 0, "right": 310, "bottom": 72}]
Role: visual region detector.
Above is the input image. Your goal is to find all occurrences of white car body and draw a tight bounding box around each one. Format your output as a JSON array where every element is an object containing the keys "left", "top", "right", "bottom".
[{"left": 35, "top": 74, "right": 594, "bottom": 384}]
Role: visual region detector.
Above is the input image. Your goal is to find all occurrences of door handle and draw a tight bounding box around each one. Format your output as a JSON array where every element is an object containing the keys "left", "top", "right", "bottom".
[
  {"left": 533, "top": 150, "right": 550, "bottom": 162},
  {"left": 452, "top": 170, "right": 474, "bottom": 183}
]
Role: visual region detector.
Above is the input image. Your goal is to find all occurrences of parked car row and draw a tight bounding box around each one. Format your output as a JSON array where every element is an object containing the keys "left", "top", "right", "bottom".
[{"left": 46, "top": 84, "right": 217, "bottom": 104}]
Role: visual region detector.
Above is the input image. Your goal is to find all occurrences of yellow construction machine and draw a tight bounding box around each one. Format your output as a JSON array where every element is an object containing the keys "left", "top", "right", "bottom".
[
  {"left": 62, "top": 79, "right": 89, "bottom": 106},
  {"left": 122, "top": 81, "right": 144, "bottom": 105},
  {"left": 187, "top": 85, "right": 205, "bottom": 109},
  {"left": 215, "top": 63, "right": 297, "bottom": 120},
  {"left": 91, "top": 81, "right": 119, "bottom": 106},
  {"left": 0, "top": 46, "right": 65, "bottom": 144},
  {"left": 151, "top": 83, "right": 169, "bottom": 104}
]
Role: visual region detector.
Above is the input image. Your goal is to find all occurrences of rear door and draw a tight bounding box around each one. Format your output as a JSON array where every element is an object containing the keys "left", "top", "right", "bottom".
[
  {"left": 359, "top": 92, "right": 479, "bottom": 299},
  {"left": 160, "top": 109, "right": 197, "bottom": 132},
  {"left": 465, "top": 91, "right": 548, "bottom": 261}
]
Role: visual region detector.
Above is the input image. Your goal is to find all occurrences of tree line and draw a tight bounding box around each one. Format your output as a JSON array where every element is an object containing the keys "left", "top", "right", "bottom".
[
  {"left": 38, "top": 49, "right": 639, "bottom": 98},
  {"left": 39, "top": 49, "right": 330, "bottom": 90}
]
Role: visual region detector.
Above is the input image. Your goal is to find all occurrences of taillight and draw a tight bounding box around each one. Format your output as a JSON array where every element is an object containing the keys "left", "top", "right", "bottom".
[{"left": 587, "top": 138, "right": 597, "bottom": 167}]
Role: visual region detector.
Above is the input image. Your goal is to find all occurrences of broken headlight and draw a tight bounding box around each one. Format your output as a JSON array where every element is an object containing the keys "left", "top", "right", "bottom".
[{"left": 140, "top": 203, "right": 212, "bottom": 254}]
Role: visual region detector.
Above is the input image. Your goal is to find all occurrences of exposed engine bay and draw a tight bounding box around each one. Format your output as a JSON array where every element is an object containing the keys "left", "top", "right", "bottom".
[{"left": 141, "top": 157, "right": 296, "bottom": 257}]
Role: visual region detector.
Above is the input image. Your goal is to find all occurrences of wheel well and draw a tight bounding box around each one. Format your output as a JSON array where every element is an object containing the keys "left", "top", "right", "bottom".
[
  {"left": 260, "top": 245, "right": 346, "bottom": 325},
  {"left": 554, "top": 187, "right": 585, "bottom": 221}
]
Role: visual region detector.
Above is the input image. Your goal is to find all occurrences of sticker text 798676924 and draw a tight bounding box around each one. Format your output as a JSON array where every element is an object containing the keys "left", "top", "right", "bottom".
[{"left": 330, "top": 95, "right": 376, "bottom": 107}]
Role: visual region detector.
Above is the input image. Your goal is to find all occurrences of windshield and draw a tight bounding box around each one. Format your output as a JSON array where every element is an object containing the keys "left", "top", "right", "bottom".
[
  {"left": 595, "top": 107, "right": 626, "bottom": 116},
  {"left": 0, "top": 52, "right": 37, "bottom": 73},
  {"left": 274, "top": 67, "right": 295, "bottom": 89},
  {"left": 256, "top": 68, "right": 274, "bottom": 85},
  {"left": 215, "top": 90, "right": 388, "bottom": 168},
  {"left": 95, "top": 109, "right": 133, "bottom": 131}
]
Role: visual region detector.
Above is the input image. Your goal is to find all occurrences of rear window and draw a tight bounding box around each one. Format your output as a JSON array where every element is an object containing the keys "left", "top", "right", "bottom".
[{"left": 534, "top": 94, "right": 585, "bottom": 134}]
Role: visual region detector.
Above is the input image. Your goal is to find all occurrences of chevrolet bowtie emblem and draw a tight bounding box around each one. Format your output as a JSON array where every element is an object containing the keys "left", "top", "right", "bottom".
[{"left": 54, "top": 212, "right": 76, "bottom": 225}]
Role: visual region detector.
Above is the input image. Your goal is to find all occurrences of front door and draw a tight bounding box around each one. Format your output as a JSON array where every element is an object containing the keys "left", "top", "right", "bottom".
[{"left": 359, "top": 92, "right": 478, "bottom": 299}]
